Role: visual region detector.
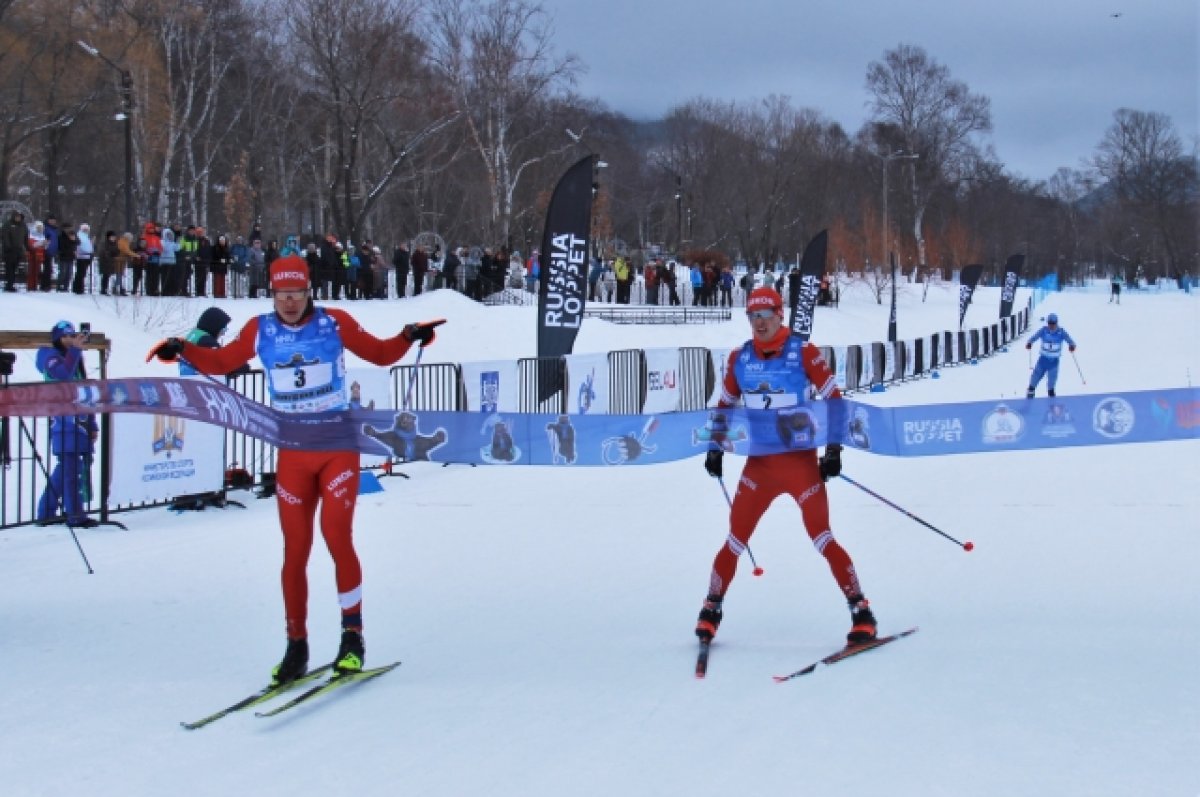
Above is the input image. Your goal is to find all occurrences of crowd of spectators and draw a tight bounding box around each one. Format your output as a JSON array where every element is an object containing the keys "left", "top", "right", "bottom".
[{"left": 1, "top": 209, "right": 778, "bottom": 307}]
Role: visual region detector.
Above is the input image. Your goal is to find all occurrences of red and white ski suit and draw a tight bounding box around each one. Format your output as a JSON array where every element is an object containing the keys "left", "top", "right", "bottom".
[
  {"left": 181, "top": 306, "right": 413, "bottom": 639},
  {"left": 707, "top": 327, "right": 863, "bottom": 602}
]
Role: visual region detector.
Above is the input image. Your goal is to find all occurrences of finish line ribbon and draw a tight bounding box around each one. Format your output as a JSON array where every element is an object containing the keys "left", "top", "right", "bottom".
[{"left": 1, "top": 378, "right": 1196, "bottom": 465}]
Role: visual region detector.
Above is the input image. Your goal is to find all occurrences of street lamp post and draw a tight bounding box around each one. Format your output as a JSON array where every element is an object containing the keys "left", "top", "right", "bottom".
[
  {"left": 878, "top": 149, "right": 918, "bottom": 268},
  {"left": 674, "top": 175, "right": 682, "bottom": 253},
  {"left": 564, "top": 129, "right": 607, "bottom": 259},
  {"left": 77, "top": 40, "right": 134, "bottom": 234}
]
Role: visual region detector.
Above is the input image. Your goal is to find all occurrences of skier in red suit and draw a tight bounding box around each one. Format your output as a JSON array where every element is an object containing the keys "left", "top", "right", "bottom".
[
  {"left": 696, "top": 287, "right": 877, "bottom": 645},
  {"left": 150, "top": 256, "right": 443, "bottom": 683}
]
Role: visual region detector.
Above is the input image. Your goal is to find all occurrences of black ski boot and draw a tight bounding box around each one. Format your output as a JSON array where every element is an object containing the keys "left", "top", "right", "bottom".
[
  {"left": 335, "top": 629, "right": 365, "bottom": 674},
  {"left": 695, "top": 595, "right": 724, "bottom": 642},
  {"left": 847, "top": 595, "right": 878, "bottom": 644},
  {"left": 272, "top": 637, "right": 309, "bottom": 686}
]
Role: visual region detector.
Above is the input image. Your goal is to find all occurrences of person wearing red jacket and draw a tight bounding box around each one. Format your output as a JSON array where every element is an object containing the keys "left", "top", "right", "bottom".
[
  {"left": 150, "top": 256, "right": 444, "bottom": 683},
  {"left": 141, "top": 222, "right": 163, "bottom": 296},
  {"left": 696, "top": 286, "right": 877, "bottom": 645}
]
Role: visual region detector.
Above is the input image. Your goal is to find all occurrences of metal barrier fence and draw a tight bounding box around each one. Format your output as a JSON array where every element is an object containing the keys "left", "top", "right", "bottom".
[
  {"left": 678, "top": 347, "right": 715, "bottom": 411},
  {"left": 517, "top": 357, "right": 567, "bottom": 413},
  {"left": 390, "top": 362, "right": 463, "bottom": 412},
  {"left": 608, "top": 350, "right": 645, "bottom": 413},
  {"left": 584, "top": 306, "right": 732, "bottom": 324},
  {"left": 225, "top": 370, "right": 276, "bottom": 481}
]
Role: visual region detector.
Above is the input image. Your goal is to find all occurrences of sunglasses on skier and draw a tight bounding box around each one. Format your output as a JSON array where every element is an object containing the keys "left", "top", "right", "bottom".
[{"left": 746, "top": 309, "right": 777, "bottom": 320}]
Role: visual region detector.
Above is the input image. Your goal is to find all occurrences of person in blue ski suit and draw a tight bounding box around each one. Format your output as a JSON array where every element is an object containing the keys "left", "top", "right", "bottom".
[
  {"left": 36, "top": 321, "right": 99, "bottom": 527},
  {"left": 1025, "top": 313, "right": 1077, "bottom": 398}
]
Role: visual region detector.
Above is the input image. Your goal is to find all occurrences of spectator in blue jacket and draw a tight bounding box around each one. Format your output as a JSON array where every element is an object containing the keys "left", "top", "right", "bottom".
[
  {"left": 587, "top": 256, "right": 605, "bottom": 302},
  {"left": 1025, "top": 313, "right": 1077, "bottom": 398},
  {"left": 36, "top": 321, "right": 99, "bottom": 527}
]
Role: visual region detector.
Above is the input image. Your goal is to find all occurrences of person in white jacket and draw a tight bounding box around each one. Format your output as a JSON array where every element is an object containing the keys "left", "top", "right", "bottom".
[{"left": 73, "top": 223, "right": 94, "bottom": 294}]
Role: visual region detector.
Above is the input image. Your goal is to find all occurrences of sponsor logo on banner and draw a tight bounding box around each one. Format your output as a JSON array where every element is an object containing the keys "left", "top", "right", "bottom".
[
  {"left": 981, "top": 403, "right": 1024, "bottom": 444},
  {"left": 545, "top": 415, "right": 578, "bottom": 464},
  {"left": 1040, "top": 402, "right": 1077, "bottom": 439},
  {"left": 164, "top": 382, "right": 193, "bottom": 412},
  {"left": 1150, "top": 397, "right": 1173, "bottom": 431},
  {"left": 1175, "top": 400, "right": 1200, "bottom": 429},
  {"left": 777, "top": 406, "right": 818, "bottom": 449},
  {"left": 75, "top": 385, "right": 101, "bottom": 406},
  {"left": 139, "top": 383, "right": 161, "bottom": 406},
  {"left": 481, "top": 371, "right": 499, "bottom": 414},
  {"left": 848, "top": 406, "right": 872, "bottom": 450},
  {"left": 152, "top": 416, "right": 186, "bottom": 456},
  {"left": 1093, "top": 397, "right": 1134, "bottom": 439},
  {"left": 602, "top": 417, "right": 659, "bottom": 465},
  {"left": 481, "top": 415, "right": 521, "bottom": 464},
  {"left": 109, "top": 384, "right": 130, "bottom": 405},
  {"left": 902, "top": 417, "right": 964, "bottom": 446},
  {"left": 647, "top": 369, "right": 676, "bottom": 392},
  {"left": 576, "top": 369, "right": 597, "bottom": 414}
]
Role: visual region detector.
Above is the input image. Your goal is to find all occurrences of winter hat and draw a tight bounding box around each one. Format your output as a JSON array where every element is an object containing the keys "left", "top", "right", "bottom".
[
  {"left": 51, "top": 320, "right": 76, "bottom": 342},
  {"left": 747, "top": 286, "right": 784, "bottom": 314},
  {"left": 270, "top": 256, "right": 310, "bottom": 292},
  {"left": 1047, "top": 313, "right": 1058, "bottom": 324},
  {"left": 197, "top": 307, "right": 233, "bottom": 337}
]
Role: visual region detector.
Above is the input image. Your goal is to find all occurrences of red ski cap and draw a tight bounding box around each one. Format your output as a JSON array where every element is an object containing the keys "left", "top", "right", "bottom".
[
  {"left": 747, "top": 286, "right": 783, "bottom": 313},
  {"left": 270, "top": 256, "right": 310, "bottom": 292}
]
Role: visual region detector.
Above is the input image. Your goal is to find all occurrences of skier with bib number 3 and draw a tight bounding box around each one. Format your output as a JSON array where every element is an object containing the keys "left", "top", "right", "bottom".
[{"left": 149, "top": 255, "right": 443, "bottom": 684}]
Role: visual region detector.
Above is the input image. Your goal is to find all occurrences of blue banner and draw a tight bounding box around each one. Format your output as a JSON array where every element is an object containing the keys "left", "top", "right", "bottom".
[{"left": 2, "top": 378, "right": 1197, "bottom": 465}]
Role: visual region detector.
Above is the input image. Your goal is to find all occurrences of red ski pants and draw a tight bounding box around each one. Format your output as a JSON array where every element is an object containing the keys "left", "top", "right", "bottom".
[
  {"left": 275, "top": 448, "right": 362, "bottom": 639},
  {"left": 708, "top": 452, "right": 863, "bottom": 601}
]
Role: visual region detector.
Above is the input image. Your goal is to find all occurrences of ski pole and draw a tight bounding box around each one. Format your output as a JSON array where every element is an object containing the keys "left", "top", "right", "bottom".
[
  {"left": 1070, "top": 351, "right": 1086, "bottom": 385},
  {"left": 838, "top": 473, "right": 974, "bottom": 552},
  {"left": 65, "top": 519, "right": 95, "bottom": 574},
  {"left": 21, "top": 419, "right": 94, "bottom": 573},
  {"left": 402, "top": 344, "right": 425, "bottom": 410},
  {"left": 717, "top": 475, "right": 763, "bottom": 576}
]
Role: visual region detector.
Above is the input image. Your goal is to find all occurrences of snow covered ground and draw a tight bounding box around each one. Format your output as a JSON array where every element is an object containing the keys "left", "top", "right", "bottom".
[{"left": 1, "top": 280, "right": 1197, "bottom": 797}]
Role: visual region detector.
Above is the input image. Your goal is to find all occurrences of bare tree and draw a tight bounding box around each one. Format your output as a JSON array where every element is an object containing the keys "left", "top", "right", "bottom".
[
  {"left": 279, "top": 0, "right": 449, "bottom": 245},
  {"left": 427, "top": 0, "right": 580, "bottom": 245},
  {"left": 1092, "top": 108, "right": 1197, "bottom": 280},
  {"left": 865, "top": 44, "right": 991, "bottom": 278},
  {"left": 663, "top": 96, "right": 841, "bottom": 267}
]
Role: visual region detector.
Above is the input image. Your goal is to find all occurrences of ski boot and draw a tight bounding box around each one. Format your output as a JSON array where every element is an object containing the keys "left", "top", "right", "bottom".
[
  {"left": 335, "top": 629, "right": 365, "bottom": 674},
  {"left": 272, "top": 637, "right": 309, "bottom": 686},
  {"left": 1048, "top": 389, "right": 1056, "bottom": 397},
  {"left": 695, "top": 595, "right": 724, "bottom": 642},
  {"left": 847, "top": 596, "right": 878, "bottom": 644}
]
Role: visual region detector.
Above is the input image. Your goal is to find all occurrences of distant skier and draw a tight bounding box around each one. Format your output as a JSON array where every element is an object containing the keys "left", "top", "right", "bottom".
[{"left": 1025, "top": 313, "right": 1077, "bottom": 398}]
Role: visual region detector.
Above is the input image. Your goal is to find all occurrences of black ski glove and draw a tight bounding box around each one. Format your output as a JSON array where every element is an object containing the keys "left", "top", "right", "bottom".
[
  {"left": 402, "top": 318, "right": 446, "bottom": 347},
  {"left": 147, "top": 337, "right": 185, "bottom": 363},
  {"left": 704, "top": 449, "right": 724, "bottom": 478},
  {"left": 818, "top": 444, "right": 843, "bottom": 482}
]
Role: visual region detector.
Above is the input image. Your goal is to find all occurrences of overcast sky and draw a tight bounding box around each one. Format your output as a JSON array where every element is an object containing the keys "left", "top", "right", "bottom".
[{"left": 538, "top": 0, "right": 1198, "bottom": 181}]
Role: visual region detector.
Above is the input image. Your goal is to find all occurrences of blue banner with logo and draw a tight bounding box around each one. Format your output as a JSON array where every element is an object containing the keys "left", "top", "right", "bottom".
[{"left": 2, "top": 378, "right": 1197, "bottom": 465}]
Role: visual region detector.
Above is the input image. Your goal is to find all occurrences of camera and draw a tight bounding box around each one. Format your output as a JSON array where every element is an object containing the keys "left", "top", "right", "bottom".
[
  {"left": 79, "top": 322, "right": 91, "bottom": 342},
  {"left": 0, "top": 350, "right": 14, "bottom": 376}
]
